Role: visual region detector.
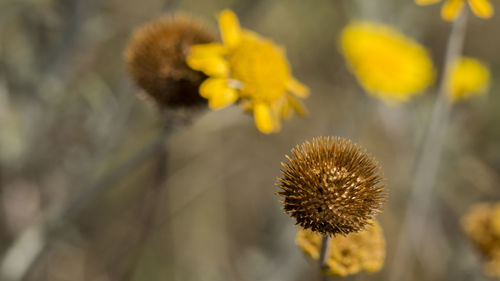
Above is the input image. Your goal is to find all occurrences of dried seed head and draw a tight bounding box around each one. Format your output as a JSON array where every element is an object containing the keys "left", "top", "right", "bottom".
[
  {"left": 124, "top": 13, "right": 216, "bottom": 109},
  {"left": 278, "top": 137, "right": 386, "bottom": 236},
  {"left": 462, "top": 203, "right": 500, "bottom": 278}
]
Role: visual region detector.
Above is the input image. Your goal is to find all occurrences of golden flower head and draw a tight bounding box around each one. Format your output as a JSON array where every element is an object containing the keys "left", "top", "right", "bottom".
[
  {"left": 296, "top": 220, "right": 385, "bottom": 276},
  {"left": 340, "top": 22, "right": 435, "bottom": 104},
  {"left": 462, "top": 202, "right": 500, "bottom": 278},
  {"left": 448, "top": 57, "right": 490, "bottom": 102},
  {"left": 277, "top": 137, "right": 386, "bottom": 236},
  {"left": 187, "top": 9, "right": 309, "bottom": 134},
  {"left": 124, "top": 13, "right": 216, "bottom": 109},
  {"left": 416, "top": 0, "right": 494, "bottom": 21}
]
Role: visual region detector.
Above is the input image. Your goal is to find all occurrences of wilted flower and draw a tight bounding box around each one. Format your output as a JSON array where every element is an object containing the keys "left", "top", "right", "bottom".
[
  {"left": 340, "top": 22, "right": 434, "bottom": 104},
  {"left": 124, "top": 14, "right": 216, "bottom": 109},
  {"left": 448, "top": 57, "right": 490, "bottom": 102},
  {"left": 296, "top": 220, "right": 385, "bottom": 276},
  {"left": 462, "top": 203, "right": 500, "bottom": 278},
  {"left": 277, "top": 137, "right": 386, "bottom": 236},
  {"left": 187, "top": 10, "right": 309, "bottom": 134},
  {"left": 415, "top": 0, "right": 493, "bottom": 21}
]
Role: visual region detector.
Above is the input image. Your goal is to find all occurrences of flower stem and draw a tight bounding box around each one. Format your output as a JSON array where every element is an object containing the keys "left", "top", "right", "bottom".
[
  {"left": 389, "top": 10, "right": 468, "bottom": 281},
  {"left": 319, "top": 235, "right": 331, "bottom": 280}
]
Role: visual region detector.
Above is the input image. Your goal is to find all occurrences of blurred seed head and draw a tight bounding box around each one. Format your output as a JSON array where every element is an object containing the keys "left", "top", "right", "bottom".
[
  {"left": 462, "top": 202, "right": 500, "bottom": 278},
  {"left": 124, "top": 13, "right": 216, "bottom": 109},
  {"left": 278, "top": 137, "right": 386, "bottom": 236}
]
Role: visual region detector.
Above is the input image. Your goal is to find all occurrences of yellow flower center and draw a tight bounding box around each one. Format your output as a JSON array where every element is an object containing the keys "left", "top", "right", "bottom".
[{"left": 227, "top": 35, "right": 290, "bottom": 103}]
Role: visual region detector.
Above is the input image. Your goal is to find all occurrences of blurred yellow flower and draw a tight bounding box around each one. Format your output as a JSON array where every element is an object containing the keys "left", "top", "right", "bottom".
[
  {"left": 340, "top": 22, "right": 434, "bottom": 104},
  {"left": 462, "top": 203, "right": 500, "bottom": 278},
  {"left": 187, "top": 10, "right": 309, "bottom": 134},
  {"left": 296, "top": 221, "right": 385, "bottom": 276},
  {"left": 448, "top": 57, "right": 490, "bottom": 102},
  {"left": 415, "top": 0, "right": 494, "bottom": 21}
]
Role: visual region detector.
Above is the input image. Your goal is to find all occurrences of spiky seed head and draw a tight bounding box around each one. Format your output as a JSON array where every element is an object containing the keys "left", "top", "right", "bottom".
[
  {"left": 124, "top": 13, "right": 216, "bottom": 109},
  {"left": 278, "top": 136, "right": 386, "bottom": 236}
]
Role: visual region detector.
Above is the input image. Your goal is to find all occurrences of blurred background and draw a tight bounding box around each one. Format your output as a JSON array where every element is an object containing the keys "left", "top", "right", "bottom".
[{"left": 1, "top": 0, "right": 499, "bottom": 280}]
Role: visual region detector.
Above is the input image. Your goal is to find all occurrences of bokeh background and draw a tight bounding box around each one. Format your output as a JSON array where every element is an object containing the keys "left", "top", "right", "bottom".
[{"left": 1, "top": 0, "right": 499, "bottom": 280}]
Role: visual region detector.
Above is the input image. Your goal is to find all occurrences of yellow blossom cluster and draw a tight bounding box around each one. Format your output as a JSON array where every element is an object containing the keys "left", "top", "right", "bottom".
[
  {"left": 462, "top": 203, "right": 500, "bottom": 278},
  {"left": 448, "top": 57, "right": 490, "bottom": 102},
  {"left": 340, "top": 22, "right": 435, "bottom": 104},
  {"left": 296, "top": 221, "right": 385, "bottom": 276}
]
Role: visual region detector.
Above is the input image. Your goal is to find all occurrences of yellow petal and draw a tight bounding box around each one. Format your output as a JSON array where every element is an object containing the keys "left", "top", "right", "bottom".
[
  {"left": 199, "top": 78, "right": 221, "bottom": 98},
  {"left": 287, "top": 77, "right": 310, "bottom": 98},
  {"left": 468, "top": 0, "right": 494, "bottom": 19},
  {"left": 269, "top": 103, "right": 282, "bottom": 131},
  {"left": 219, "top": 10, "right": 241, "bottom": 48},
  {"left": 190, "top": 43, "right": 226, "bottom": 57},
  {"left": 287, "top": 95, "right": 308, "bottom": 117},
  {"left": 187, "top": 43, "right": 229, "bottom": 77},
  {"left": 281, "top": 100, "right": 292, "bottom": 120},
  {"left": 199, "top": 78, "right": 238, "bottom": 109},
  {"left": 441, "top": 0, "right": 465, "bottom": 21},
  {"left": 415, "top": 0, "right": 442, "bottom": 5},
  {"left": 187, "top": 56, "right": 229, "bottom": 77},
  {"left": 254, "top": 103, "right": 276, "bottom": 134}
]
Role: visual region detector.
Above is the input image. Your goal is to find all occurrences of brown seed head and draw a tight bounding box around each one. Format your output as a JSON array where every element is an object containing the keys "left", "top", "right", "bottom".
[
  {"left": 278, "top": 137, "right": 386, "bottom": 236},
  {"left": 124, "top": 13, "right": 216, "bottom": 108},
  {"left": 462, "top": 202, "right": 500, "bottom": 278}
]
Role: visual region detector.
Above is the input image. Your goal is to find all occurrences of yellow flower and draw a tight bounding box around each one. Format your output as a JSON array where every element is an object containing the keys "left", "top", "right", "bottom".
[
  {"left": 296, "top": 221, "right": 386, "bottom": 276},
  {"left": 187, "top": 10, "right": 309, "bottom": 134},
  {"left": 340, "top": 22, "right": 434, "bottom": 104},
  {"left": 415, "top": 0, "right": 494, "bottom": 21},
  {"left": 448, "top": 57, "right": 490, "bottom": 102}
]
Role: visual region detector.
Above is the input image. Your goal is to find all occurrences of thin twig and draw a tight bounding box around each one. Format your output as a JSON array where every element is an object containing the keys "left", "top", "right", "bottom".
[{"left": 389, "top": 10, "right": 468, "bottom": 281}]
